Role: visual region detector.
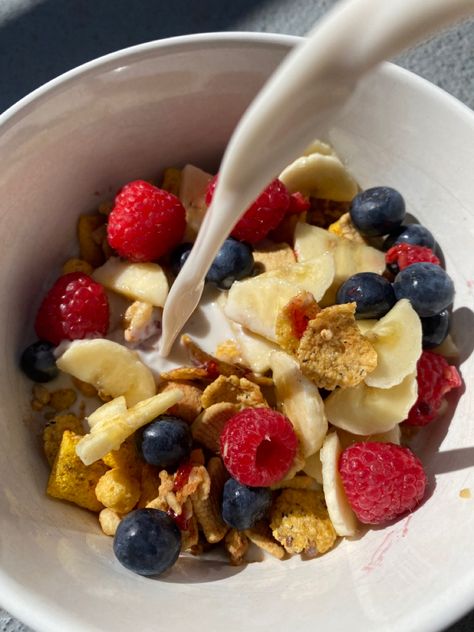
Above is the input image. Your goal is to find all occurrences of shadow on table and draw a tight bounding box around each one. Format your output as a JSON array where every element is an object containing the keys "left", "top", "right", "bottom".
[{"left": 0, "top": 0, "right": 271, "bottom": 112}]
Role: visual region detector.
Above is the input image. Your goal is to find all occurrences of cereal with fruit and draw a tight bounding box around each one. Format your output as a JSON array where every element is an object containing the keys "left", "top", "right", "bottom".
[{"left": 20, "top": 141, "right": 462, "bottom": 577}]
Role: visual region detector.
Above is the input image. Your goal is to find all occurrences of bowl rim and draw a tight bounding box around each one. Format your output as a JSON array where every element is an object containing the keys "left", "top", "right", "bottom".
[{"left": 1, "top": 29, "right": 474, "bottom": 632}]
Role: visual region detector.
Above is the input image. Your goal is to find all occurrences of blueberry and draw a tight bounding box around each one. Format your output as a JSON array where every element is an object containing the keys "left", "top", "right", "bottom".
[
  {"left": 350, "top": 187, "right": 405, "bottom": 237},
  {"left": 20, "top": 340, "right": 58, "bottom": 382},
  {"left": 393, "top": 263, "right": 454, "bottom": 317},
  {"left": 383, "top": 224, "right": 436, "bottom": 251},
  {"left": 336, "top": 272, "right": 396, "bottom": 319},
  {"left": 137, "top": 415, "right": 192, "bottom": 469},
  {"left": 113, "top": 508, "right": 181, "bottom": 576},
  {"left": 206, "top": 238, "right": 254, "bottom": 289},
  {"left": 170, "top": 243, "right": 192, "bottom": 276},
  {"left": 221, "top": 478, "right": 273, "bottom": 530},
  {"left": 420, "top": 309, "right": 450, "bottom": 348}
]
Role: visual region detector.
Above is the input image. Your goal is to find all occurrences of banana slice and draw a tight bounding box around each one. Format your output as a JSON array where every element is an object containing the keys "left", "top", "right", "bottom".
[
  {"left": 270, "top": 351, "right": 328, "bottom": 457},
  {"left": 224, "top": 253, "right": 334, "bottom": 342},
  {"left": 179, "top": 164, "right": 212, "bottom": 239},
  {"left": 320, "top": 432, "right": 358, "bottom": 536},
  {"left": 363, "top": 299, "right": 422, "bottom": 388},
  {"left": 87, "top": 396, "right": 127, "bottom": 429},
  {"left": 93, "top": 257, "right": 169, "bottom": 307},
  {"left": 303, "top": 451, "right": 323, "bottom": 485},
  {"left": 279, "top": 144, "right": 358, "bottom": 201},
  {"left": 324, "top": 372, "right": 418, "bottom": 435},
  {"left": 56, "top": 338, "right": 156, "bottom": 406},
  {"left": 294, "top": 223, "right": 385, "bottom": 304},
  {"left": 76, "top": 389, "right": 182, "bottom": 465},
  {"left": 229, "top": 322, "right": 280, "bottom": 374},
  {"left": 336, "top": 425, "right": 402, "bottom": 449}
]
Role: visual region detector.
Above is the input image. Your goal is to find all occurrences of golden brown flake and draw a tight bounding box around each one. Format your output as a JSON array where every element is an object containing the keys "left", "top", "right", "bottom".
[
  {"left": 31, "top": 384, "right": 51, "bottom": 410},
  {"left": 181, "top": 334, "right": 248, "bottom": 378},
  {"left": 180, "top": 501, "right": 200, "bottom": 551},
  {"left": 62, "top": 258, "right": 94, "bottom": 275},
  {"left": 296, "top": 303, "right": 377, "bottom": 389},
  {"left": 191, "top": 457, "right": 229, "bottom": 543},
  {"left": 49, "top": 388, "right": 77, "bottom": 412},
  {"left": 43, "top": 413, "right": 85, "bottom": 467},
  {"left": 77, "top": 214, "right": 106, "bottom": 268},
  {"left": 161, "top": 167, "right": 182, "bottom": 197},
  {"left": 215, "top": 339, "right": 242, "bottom": 365},
  {"left": 159, "top": 366, "right": 212, "bottom": 381},
  {"left": 138, "top": 463, "right": 162, "bottom": 508},
  {"left": 102, "top": 436, "right": 142, "bottom": 478},
  {"left": 46, "top": 430, "right": 107, "bottom": 512},
  {"left": 328, "top": 212, "right": 367, "bottom": 244},
  {"left": 275, "top": 291, "right": 321, "bottom": 354},
  {"left": 158, "top": 380, "right": 203, "bottom": 423},
  {"left": 225, "top": 529, "right": 249, "bottom": 565},
  {"left": 253, "top": 241, "right": 296, "bottom": 273},
  {"left": 95, "top": 467, "right": 141, "bottom": 514},
  {"left": 191, "top": 402, "right": 238, "bottom": 454},
  {"left": 201, "top": 375, "right": 268, "bottom": 409},
  {"left": 270, "top": 488, "right": 337, "bottom": 556},
  {"left": 244, "top": 521, "right": 286, "bottom": 560}
]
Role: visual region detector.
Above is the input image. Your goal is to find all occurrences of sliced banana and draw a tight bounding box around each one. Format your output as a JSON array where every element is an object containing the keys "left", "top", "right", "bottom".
[
  {"left": 270, "top": 351, "right": 328, "bottom": 457},
  {"left": 279, "top": 144, "right": 358, "bottom": 201},
  {"left": 363, "top": 299, "right": 422, "bottom": 388},
  {"left": 336, "top": 425, "right": 401, "bottom": 449},
  {"left": 320, "top": 432, "right": 358, "bottom": 536},
  {"left": 56, "top": 338, "right": 156, "bottom": 407},
  {"left": 93, "top": 257, "right": 169, "bottom": 307},
  {"left": 302, "top": 451, "right": 323, "bottom": 485},
  {"left": 87, "top": 396, "right": 127, "bottom": 429},
  {"left": 324, "top": 371, "right": 418, "bottom": 435},
  {"left": 294, "top": 223, "right": 385, "bottom": 304},
  {"left": 224, "top": 253, "right": 334, "bottom": 342},
  {"left": 179, "top": 164, "right": 212, "bottom": 239},
  {"left": 76, "top": 389, "right": 183, "bottom": 465},
  {"left": 229, "top": 322, "right": 280, "bottom": 374}
]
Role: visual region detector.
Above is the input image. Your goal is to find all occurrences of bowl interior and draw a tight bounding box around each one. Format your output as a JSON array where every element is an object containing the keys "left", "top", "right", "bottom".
[{"left": 0, "top": 34, "right": 473, "bottom": 632}]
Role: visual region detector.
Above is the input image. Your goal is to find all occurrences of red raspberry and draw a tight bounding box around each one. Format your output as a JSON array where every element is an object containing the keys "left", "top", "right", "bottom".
[
  {"left": 35, "top": 272, "right": 109, "bottom": 345},
  {"left": 287, "top": 192, "right": 310, "bottom": 215},
  {"left": 206, "top": 176, "right": 290, "bottom": 243},
  {"left": 338, "top": 442, "right": 427, "bottom": 524},
  {"left": 385, "top": 243, "right": 440, "bottom": 272},
  {"left": 107, "top": 180, "right": 186, "bottom": 262},
  {"left": 405, "top": 350, "right": 461, "bottom": 426},
  {"left": 219, "top": 408, "right": 298, "bottom": 486}
]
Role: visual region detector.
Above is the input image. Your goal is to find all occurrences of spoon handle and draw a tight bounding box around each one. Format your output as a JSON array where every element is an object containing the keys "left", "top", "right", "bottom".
[{"left": 160, "top": 0, "right": 474, "bottom": 357}]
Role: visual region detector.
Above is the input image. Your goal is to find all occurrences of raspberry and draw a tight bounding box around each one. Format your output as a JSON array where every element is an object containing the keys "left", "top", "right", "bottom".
[
  {"left": 35, "top": 272, "right": 109, "bottom": 345},
  {"left": 338, "top": 442, "right": 427, "bottom": 524},
  {"left": 206, "top": 177, "right": 290, "bottom": 243},
  {"left": 385, "top": 243, "right": 440, "bottom": 274},
  {"left": 287, "top": 192, "right": 310, "bottom": 215},
  {"left": 219, "top": 408, "right": 298, "bottom": 486},
  {"left": 405, "top": 350, "right": 461, "bottom": 426},
  {"left": 107, "top": 180, "right": 186, "bottom": 262}
]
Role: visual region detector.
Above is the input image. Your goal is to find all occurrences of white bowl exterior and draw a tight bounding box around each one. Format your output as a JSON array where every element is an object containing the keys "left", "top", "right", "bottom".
[{"left": 0, "top": 33, "right": 473, "bottom": 632}]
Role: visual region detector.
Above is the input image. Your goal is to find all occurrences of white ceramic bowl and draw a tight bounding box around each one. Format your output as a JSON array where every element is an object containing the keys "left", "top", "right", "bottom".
[{"left": 1, "top": 33, "right": 473, "bottom": 632}]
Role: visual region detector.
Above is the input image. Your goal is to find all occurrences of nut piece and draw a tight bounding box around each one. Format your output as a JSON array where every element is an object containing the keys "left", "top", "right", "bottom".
[
  {"left": 253, "top": 241, "right": 296, "bottom": 273},
  {"left": 225, "top": 529, "right": 249, "bottom": 565},
  {"left": 276, "top": 291, "right": 321, "bottom": 354},
  {"left": 296, "top": 303, "right": 377, "bottom": 389},
  {"left": 191, "top": 402, "right": 238, "bottom": 454},
  {"left": 201, "top": 375, "right": 268, "bottom": 409},
  {"left": 158, "top": 380, "right": 203, "bottom": 423},
  {"left": 99, "top": 507, "right": 122, "bottom": 536},
  {"left": 47, "top": 430, "right": 107, "bottom": 512},
  {"left": 95, "top": 467, "right": 141, "bottom": 514},
  {"left": 43, "top": 413, "right": 85, "bottom": 467},
  {"left": 191, "top": 457, "right": 229, "bottom": 543},
  {"left": 270, "top": 488, "right": 337, "bottom": 556}
]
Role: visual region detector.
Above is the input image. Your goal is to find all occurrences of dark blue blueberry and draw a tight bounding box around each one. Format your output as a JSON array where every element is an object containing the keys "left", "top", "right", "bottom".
[
  {"left": 420, "top": 309, "right": 450, "bottom": 348},
  {"left": 170, "top": 243, "right": 193, "bottom": 276},
  {"left": 137, "top": 415, "right": 192, "bottom": 469},
  {"left": 113, "top": 508, "right": 181, "bottom": 576},
  {"left": 221, "top": 478, "right": 273, "bottom": 530},
  {"left": 336, "top": 272, "right": 396, "bottom": 319},
  {"left": 393, "top": 263, "right": 454, "bottom": 317},
  {"left": 20, "top": 340, "right": 58, "bottom": 382},
  {"left": 349, "top": 187, "right": 405, "bottom": 237},
  {"left": 206, "top": 238, "right": 254, "bottom": 289},
  {"left": 383, "top": 224, "right": 436, "bottom": 251}
]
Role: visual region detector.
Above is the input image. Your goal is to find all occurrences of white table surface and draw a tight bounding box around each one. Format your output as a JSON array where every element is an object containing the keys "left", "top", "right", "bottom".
[{"left": 0, "top": 1, "right": 473, "bottom": 630}]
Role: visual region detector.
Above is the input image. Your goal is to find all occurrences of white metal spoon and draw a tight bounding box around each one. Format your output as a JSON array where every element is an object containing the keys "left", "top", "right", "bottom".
[{"left": 160, "top": 0, "right": 474, "bottom": 356}]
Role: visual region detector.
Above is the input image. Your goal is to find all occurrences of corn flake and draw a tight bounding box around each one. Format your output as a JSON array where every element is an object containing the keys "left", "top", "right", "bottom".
[
  {"left": 276, "top": 291, "right": 321, "bottom": 354},
  {"left": 244, "top": 521, "right": 286, "bottom": 560},
  {"left": 158, "top": 380, "right": 203, "bottom": 423},
  {"left": 191, "top": 402, "right": 238, "bottom": 454},
  {"left": 192, "top": 457, "right": 229, "bottom": 543},
  {"left": 43, "top": 413, "right": 85, "bottom": 467},
  {"left": 225, "top": 529, "right": 249, "bottom": 566},
  {"left": 201, "top": 375, "right": 268, "bottom": 409}
]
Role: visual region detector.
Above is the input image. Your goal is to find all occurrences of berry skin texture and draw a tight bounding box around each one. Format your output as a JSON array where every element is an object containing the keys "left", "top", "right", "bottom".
[
  {"left": 107, "top": 180, "right": 186, "bottom": 262},
  {"left": 349, "top": 186, "right": 405, "bottom": 237},
  {"left": 383, "top": 224, "right": 436, "bottom": 251},
  {"left": 35, "top": 272, "right": 109, "bottom": 346},
  {"left": 385, "top": 243, "right": 440, "bottom": 275},
  {"left": 20, "top": 340, "right": 59, "bottom": 382},
  {"left": 420, "top": 309, "right": 450, "bottom": 349},
  {"left": 393, "top": 262, "right": 454, "bottom": 317},
  {"left": 113, "top": 508, "right": 181, "bottom": 576},
  {"left": 137, "top": 415, "right": 192, "bottom": 470},
  {"left": 405, "top": 350, "right": 461, "bottom": 426},
  {"left": 336, "top": 272, "right": 396, "bottom": 319},
  {"left": 219, "top": 407, "right": 298, "bottom": 487},
  {"left": 206, "top": 177, "right": 290, "bottom": 243},
  {"left": 206, "top": 238, "right": 254, "bottom": 289},
  {"left": 221, "top": 478, "right": 273, "bottom": 530},
  {"left": 338, "top": 442, "right": 427, "bottom": 524}
]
